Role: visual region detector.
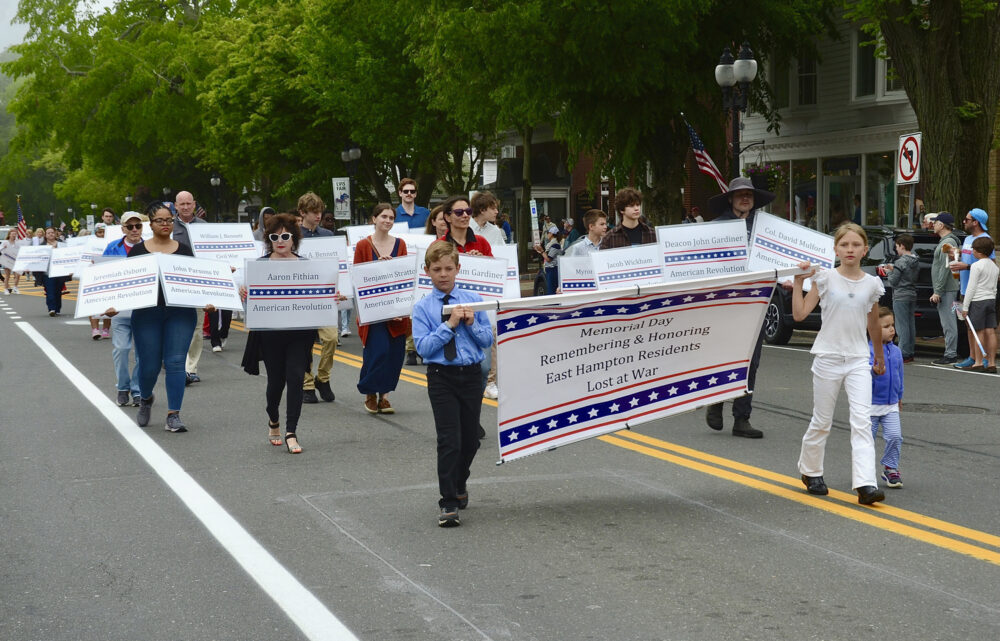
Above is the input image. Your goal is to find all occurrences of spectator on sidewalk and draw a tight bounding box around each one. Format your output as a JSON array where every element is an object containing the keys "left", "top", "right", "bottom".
[{"left": 929, "top": 212, "right": 961, "bottom": 365}]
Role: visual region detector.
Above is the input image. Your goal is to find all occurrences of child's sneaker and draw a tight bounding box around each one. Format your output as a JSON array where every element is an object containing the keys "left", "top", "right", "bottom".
[
  {"left": 101, "top": 328, "right": 110, "bottom": 339},
  {"left": 882, "top": 467, "right": 903, "bottom": 488}
]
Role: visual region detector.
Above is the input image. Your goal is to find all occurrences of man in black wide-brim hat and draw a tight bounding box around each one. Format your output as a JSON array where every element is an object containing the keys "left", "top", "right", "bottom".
[{"left": 704, "top": 176, "right": 776, "bottom": 438}]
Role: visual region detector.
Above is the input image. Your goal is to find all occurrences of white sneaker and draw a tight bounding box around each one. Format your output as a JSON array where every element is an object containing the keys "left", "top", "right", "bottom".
[
  {"left": 483, "top": 383, "right": 499, "bottom": 399},
  {"left": 221, "top": 338, "right": 227, "bottom": 349},
  {"left": 212, "top": 345, "right": 222, "bottom": 353},
  {"left": 341, "top": 330, "right": 351, "bottom": 337},
  {"left": 11, "top": 287, "right": 19, "bottom": 294}
]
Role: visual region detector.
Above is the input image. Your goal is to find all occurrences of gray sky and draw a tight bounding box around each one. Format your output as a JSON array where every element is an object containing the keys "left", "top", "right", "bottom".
[{"left": 0, "top": 3, "right": 28, "bottom": 53}]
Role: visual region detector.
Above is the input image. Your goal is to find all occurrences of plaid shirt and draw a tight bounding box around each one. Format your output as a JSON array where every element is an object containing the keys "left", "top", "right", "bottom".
[{"left": 599, "top": 219, "right": 657, "bottom": 250}]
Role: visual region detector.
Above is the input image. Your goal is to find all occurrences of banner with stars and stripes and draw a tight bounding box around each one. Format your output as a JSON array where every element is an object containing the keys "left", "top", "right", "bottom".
[
  {"left": 351, "top": 254, "right": 418, "bottom": 325},
  {"left": 656, "top": 219, "right": 749, "bottom": 282},
  {"left": 591, "top": 243, "right": 664, "bottom": 290},
  {"left": 158, "top": 253, "right": 245, "bottom": 311},
  {"left": 558, "top": 255, "right": 597, "bottom": 292},
  {"left": 245, "top": 258, "right": 340, "bottom": 329},
  {"left": 748, "top": 212, "right": 834, "bottom": 290},
  {"left": 494, "top": 270, "right": 775, "bottom": 462},
  {"left": 75, "top": 254, "right": 161, "bottom": 319}
]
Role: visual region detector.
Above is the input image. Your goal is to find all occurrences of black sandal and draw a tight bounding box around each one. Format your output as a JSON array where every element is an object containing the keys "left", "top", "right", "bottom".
[{"left": 284, "top": 432, "right": 302, "bottom": 454}]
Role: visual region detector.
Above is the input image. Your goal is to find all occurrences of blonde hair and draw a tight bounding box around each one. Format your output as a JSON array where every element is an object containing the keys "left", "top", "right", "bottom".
[
  {"left": 424, "top": 239, "right": 459, "bottom": 269},
  {"left": 833, "top": 222, "right": 868, "bottom": 247}
]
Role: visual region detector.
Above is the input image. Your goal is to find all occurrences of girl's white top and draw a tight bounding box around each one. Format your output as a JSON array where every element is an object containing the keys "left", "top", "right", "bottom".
[
  {"left": 810, "top": 268, "right": 884, "bottom": 357},
  {"left": 963, "top": 258, "right": 1000, "bottom": 310}
]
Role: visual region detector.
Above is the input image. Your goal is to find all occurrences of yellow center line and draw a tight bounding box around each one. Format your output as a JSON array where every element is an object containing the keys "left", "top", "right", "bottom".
[{"left": 599, "top": 433, "right": 1000, "bottom": 565}]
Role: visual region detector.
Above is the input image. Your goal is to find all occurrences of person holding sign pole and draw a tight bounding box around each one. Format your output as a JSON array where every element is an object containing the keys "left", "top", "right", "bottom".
[
  {"left": 240, "top": 213, "right": 314, "bottom": 454},
  {"left": 354, "top": 203, "right": 411, "bottom": 415},
  {"left": 125, "top": 205, "right": 210, "bottom": 433},
  {"left": 412, "top": 241, "right": 493, "bottom": 527},
  {"left": 703, "top": 177, "right": 776, "bottom": 439},
  {"left": 791, "top": 223, "right": 886, "bottom": 505}
]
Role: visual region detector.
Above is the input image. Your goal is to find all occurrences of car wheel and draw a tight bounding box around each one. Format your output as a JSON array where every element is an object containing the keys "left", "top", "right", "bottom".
[{"left": 763, "top": 297, "right": 793, "bottom": 345}]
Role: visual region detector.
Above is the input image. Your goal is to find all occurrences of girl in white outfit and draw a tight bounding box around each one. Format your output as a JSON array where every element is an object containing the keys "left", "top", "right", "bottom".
[{"left": 792, "top": 223, "right": 886, "bottom": 505}]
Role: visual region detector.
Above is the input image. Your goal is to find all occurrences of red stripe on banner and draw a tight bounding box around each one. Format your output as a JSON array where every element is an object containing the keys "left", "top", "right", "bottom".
[
  {"left": 497, "top": 299, "right": 767, "bottom": 345},
  {"left": 756, "top": 234, "right": 831, "bottom": 263},
  {"left": 249, "top": 283, "right": 337, "bottom": 288},
  {"left": 499, "top": 359, "right": 749, "bottom": 426},
  {"left": 662, "top": 257, "right": 746, "bottom": 266},
  {"left": 252, "top": 296, "right": 335, "bottom": 301},
  {"left": 83, "top": 282, "right": 156, "bottom": 295},
  {"left": 501, "top": 385, "right": 745, "bottom": 457}
]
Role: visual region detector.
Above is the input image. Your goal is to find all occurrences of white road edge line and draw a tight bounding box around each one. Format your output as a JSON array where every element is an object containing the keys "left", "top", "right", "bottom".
[{"left": 16, "top": 321, "right": 359, "bottom": 641}]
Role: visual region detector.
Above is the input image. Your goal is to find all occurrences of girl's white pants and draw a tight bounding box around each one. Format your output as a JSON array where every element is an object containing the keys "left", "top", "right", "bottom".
[{"left": 797, "top": 354, "right": 877, "bottom": 489}]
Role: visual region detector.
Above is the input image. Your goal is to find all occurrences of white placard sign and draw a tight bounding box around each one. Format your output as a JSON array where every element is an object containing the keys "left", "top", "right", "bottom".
[
  {"left": 65, "top": 236, "right": 92, "bottom": 247},
  {"left": 157, "top": 254, "right": 244, "bottom": 311},
  {"left": 590, "top": 243, "right": 664, "bottom": 290},
  {"left": 298, "top": 236, "right": 348, "bottom": 261},
  {"left": 74, "top": 255, "right": 160, "bottom": 319},
  {"left": 48, "top": 245, "right": 87, "bottom": 277},
  {"left": 186, "top": 223, "right": 259, "bottom": 269},
  {"left": 12, "top": 245, "right": 52, "bottom": 272},
  {"left": 558, "top": 256, "right": 597, "bottom": 292},
  {"left": 0, "top": 243, "right": 18, "bottom": 270},
  {"left": 244, "top": 259, "right": 340, "bottom": 330},
  {"left": 748, "top": 212, "right": 835, "bottom": 278},
  {"left": 351, "top": 254, "right": 418, "bottom": 325},
  {"left": 414, "top": 247, "right": 432, "bottom": 302},
  {"left": 337, "top": 252, "right": 355, "bottom": 310},
  {"left": 341, "top": 224, "right": 409, "bottom": 246},
  {"left": 492, "top": 244, "right": 522, "bottom": 300},
  {"left": 395, "top": 233, "right": 438, "bottom": 249},
  {"left": 455, "top": 254, "right": 508, "bottom": 302},
  {"left": 656, "top": 220, "right": 749, "bottom": 282},
  {"left": 495, "top": 271, "right": 776, "bottom": 462}
]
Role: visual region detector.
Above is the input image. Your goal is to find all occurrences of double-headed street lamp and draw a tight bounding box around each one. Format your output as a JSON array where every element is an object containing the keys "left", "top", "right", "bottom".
[
  {"left": 341, "top": 144, "right": 362, "bottom": 224},
  {"left": 715, "top": 41, "right": 758, "bottom": 179},
  {"left": 210, "top": 174, "right": 222, "bottom": 222}
]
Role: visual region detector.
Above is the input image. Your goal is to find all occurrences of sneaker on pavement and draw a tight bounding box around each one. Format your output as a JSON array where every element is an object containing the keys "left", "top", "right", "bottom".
[
  {"left": 131, "top": 394, "right": 141, "bottom": 407},
  {"left": 438, "top": 506, "right": 461, "bottom": 527},
  {"left": 341, "top": 330, "right": 351, "bottom": 337},
  {"left": 953, "top": 357, "right": 977, "bottom": 369},
  {"left": 212, "top": 345, "right": 222, "bottom": 353},
  {"left": 302, "top": 389, "right": 319, "bottom": 404},
  {"left": 483, "top": 383, "right": 499, "bottom": 399},
  {"left": 221, "top": 338, "right": 227, "bottom": 349},
  {"left": 49, "top": 310, "right": 56, "bottom": 317},
  {"left": 165, "top": 413, "right": 187, "bottom": 433},
  {"left": 932, "top": 356, "right": 959, "bottom": 365},
  {"left": 100, "top": 328, "right": 110, "bottom": 339},
  {"left": 11, "top": 287, "right": 18, "bottom": 294},
  {"left": 137, "top": 394, "right": 154, "bottom": 427},
  {"left": 116, "top": 390, "right": 130, "bottom": 406},
  {"left": 881, "top": 468, "right": 903, "bottom": 488},
  {"left": 92, "top": 328, "right": 101, "bottom": 340},
  {"left": 185, "top": 372, "right": 200, "bottom": 385}
]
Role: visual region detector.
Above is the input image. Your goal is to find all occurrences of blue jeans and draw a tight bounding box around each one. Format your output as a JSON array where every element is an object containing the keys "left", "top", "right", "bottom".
[
  {"left": 111, "top": 315, "right": 141, "bottom": 395},
  {"left": 544, "top": 266, "right": 559, "bottom": 295},
  {"left": 892, "top": 299, "right": 916, "bottom": 359},
  {"left": 132, "top": 305, "right": 197, "bottom": 411},
  {"left": 936, "top": 290, "right": 958, "bottom": 358},
  {"left": 44, "top": 275, "right": 69, "bottom": 313},
  {"left": 339, "top": 308, "right": 353, "bottom": 334}
]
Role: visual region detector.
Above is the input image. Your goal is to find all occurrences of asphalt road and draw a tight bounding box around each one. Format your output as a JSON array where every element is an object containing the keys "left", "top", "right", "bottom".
[{"left": 2, "top": 283, "right": 999, "bottom": 641}]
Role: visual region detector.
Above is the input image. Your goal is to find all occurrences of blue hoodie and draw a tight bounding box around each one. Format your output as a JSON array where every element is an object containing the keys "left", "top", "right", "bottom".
[{"left": 869, "top": 340, "right": 904, "bottom": 405}]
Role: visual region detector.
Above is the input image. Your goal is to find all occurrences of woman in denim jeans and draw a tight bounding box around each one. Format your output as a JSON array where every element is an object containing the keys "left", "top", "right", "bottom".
[{"left": 120, "top": 205, "right": 213, "bottom": 433}]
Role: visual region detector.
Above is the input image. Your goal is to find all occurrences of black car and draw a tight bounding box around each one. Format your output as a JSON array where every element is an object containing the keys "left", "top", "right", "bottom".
[{"left": 762, "top": 227, "right": 964, "bottom": 345}]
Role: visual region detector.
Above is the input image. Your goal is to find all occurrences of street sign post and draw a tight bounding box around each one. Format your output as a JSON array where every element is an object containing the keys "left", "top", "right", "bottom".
[{"left": 897, "top": 132, "right": 921, "bottom": 185}]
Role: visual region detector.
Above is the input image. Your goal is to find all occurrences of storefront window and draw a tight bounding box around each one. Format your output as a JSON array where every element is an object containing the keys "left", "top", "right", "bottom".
[
  {"left": 791, "top": 159, "right": 817, "bottom": 229},
  {"left": 822, "top": 155, "right": 860, "bottom": 233},
  {"left": 865, "top": 152, "right": 896, "bottom": 227}
]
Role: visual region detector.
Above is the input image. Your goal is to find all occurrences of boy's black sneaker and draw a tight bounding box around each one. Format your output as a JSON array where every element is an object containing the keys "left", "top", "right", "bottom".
[
  {"left": 438, "top": 507, "right": 460, "bottom": 527},
  {"left": 302, "top": 389, "right": 318, "bottom": 404}
]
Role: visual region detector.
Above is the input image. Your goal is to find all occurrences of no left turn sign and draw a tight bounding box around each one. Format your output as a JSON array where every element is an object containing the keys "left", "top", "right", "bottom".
[{"left": 897, "top": 132, "right": 921, "bottom": 185}]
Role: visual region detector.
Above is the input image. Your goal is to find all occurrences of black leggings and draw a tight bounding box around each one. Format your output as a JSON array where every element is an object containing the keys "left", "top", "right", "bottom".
[{"left": 260, "top": 330, "right": 314, "bottom": 434}]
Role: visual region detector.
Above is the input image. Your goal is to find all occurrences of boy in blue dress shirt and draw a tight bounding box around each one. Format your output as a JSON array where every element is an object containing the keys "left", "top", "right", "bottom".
[{"left": 412, "top": 241, "right": 494, "bottom": 527}]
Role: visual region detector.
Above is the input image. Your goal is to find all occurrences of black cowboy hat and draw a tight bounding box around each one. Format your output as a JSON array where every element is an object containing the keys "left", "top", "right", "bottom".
[{"left": 707, "top": 177, "right": 775, "bottom": 215}]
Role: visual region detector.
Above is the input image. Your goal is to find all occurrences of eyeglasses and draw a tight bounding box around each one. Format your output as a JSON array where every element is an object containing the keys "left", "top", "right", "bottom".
[
  {"left": 401, "top": 189, "right": 417, "bottom": 195},
  {"left": 449, "top": 208, "right": 473, "bottom": 217},
  {"left": 269, "top": 232, "right": 293, "bottom": 242},
  {"left": 123, "top": 223, "right": 143, "bottom": 230},
  {"left": 150, "top": 218, "right": 173, "bottom": 225}
]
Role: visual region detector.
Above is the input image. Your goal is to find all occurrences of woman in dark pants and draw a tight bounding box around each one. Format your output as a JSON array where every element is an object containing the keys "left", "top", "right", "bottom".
[
  {"left": 241, "top": 213, "right": 314, "bottom": 454},
  {"left": 41, "top": 227, "right": 69, "bottom": 316}
]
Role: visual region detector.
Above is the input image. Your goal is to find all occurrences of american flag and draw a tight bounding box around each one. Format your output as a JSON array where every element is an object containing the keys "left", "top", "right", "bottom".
[
  {"left": 684, "top": 119, "right": 729, "bottom": 193},
  {"left": 15, "top": 196, "right": 28, "bottom": 240},
  {"left": 195, "top": 202, "right": 207, "bottom": 219}
]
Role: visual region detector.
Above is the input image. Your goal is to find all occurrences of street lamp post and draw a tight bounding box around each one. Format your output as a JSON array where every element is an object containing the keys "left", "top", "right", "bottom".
[
  {"left": 715, "top": 41, "right": 758, "bottom": 180},
  {"left": 340, "top": 144, "right": 362, "bottom": 224},
  {"left": 162, "top": 187, "right": 171, "bottom": 205},
  {"left": 125, "top": 194, "right": 132, "bottom": 211},
  {"left": 210, "top": 174, "right": 222, "bottom": 222}
]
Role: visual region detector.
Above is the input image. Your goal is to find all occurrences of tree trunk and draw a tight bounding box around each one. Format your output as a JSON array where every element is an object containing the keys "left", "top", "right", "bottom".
[
  {"left": 879, "top": 2, "right": 1000, "bottom": 217},
  {"left": 517, "top": 125, "right": 533, "bottom": 275}
]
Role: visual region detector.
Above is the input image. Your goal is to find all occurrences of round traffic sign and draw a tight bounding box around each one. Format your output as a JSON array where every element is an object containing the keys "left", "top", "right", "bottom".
[{"left": 898, "top": 135, "right": 920, "bottom": 182}]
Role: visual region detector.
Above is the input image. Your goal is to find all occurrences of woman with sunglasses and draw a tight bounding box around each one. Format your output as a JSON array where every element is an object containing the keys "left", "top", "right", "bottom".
[
  {"left": 438, "top": 195, "right": 493, "bottom": 257},
  {"left": 240, "top": 213, "right": 314, "bottom": 453},
  {"left": 354, "top": 203, "right": 411, "bottom": 414},
  {"left": 125, "top": 205, "right": 205, "bottom": 433}
]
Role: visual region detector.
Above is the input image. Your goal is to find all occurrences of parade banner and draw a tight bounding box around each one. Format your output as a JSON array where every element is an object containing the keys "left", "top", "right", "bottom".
[
  {"left": 158, "top": 254, "right": 243, "bottom": 311},
  {"left": 186, "top": 223, "right": 259, "bottom": 269},
  {"left": 656, "top": 220, "right": 749, "bottom": 282},
  {"left": 351, "top": 254, "right": 417, "bottom": 325},
  {"left": 494, "top": 271, "right": 776, "bottom": 462},
  {"left": 74, "top": 236, "right": 110, "bottom": 275},
  {"left": 454, "top": 254, "right": 508, "bottom": 302},
  {"left": 492, "top": 244, "right": 522, "bottom": 300},
  {"left": 748, "top": 212, "right": 834, "bottom": 283},
  {"left": 47, "top": 245, "right": 87, "bottom": 278},
  {"left": 590, "top": 243, "right": 664, "bottom": 290},
  {"left": 12, "top": 245, "right": 52, "bottom": 272},
  {"left": 414, "top": 247, "right": 432, "bottom": 302},
  {"left": 244, "top": 259, "right": 340, "bottom": 330},
  {"left": 0, "top": 243, "right": 18, "bottom": 270},
  {"left": 65, "top": 235, "right": 92, "bottom": 247},
  {"left": 558, "top": 256, "right": 597, "bottom": 292},
  {"left": 74, "top": 255, "right": 159, "bottom": 319},
  {"left": 299, "top": 236, "right": 348, "bottom": 261}
]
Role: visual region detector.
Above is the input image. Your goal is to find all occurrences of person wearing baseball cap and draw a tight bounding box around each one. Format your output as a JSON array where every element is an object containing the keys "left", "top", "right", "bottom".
[
  {"left": 951, "top": 208, "right": 994, "bottom": 369},
  {"left": 102, "top": 210, "right": 149, "bottom": 406},
  {"left": 930, "top": 212, "right": 961, "bottom": 364}
]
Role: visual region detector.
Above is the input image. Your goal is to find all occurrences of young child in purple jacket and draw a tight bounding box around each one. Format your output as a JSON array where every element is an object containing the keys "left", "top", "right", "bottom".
[{"left": 869, "top": 306, "right": 905, "bottom": 488}]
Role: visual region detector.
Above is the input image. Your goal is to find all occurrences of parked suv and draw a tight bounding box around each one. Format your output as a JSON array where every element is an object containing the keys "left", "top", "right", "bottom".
[{"left": 762, "top": 227, "right": 964, "bottom": 345}]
